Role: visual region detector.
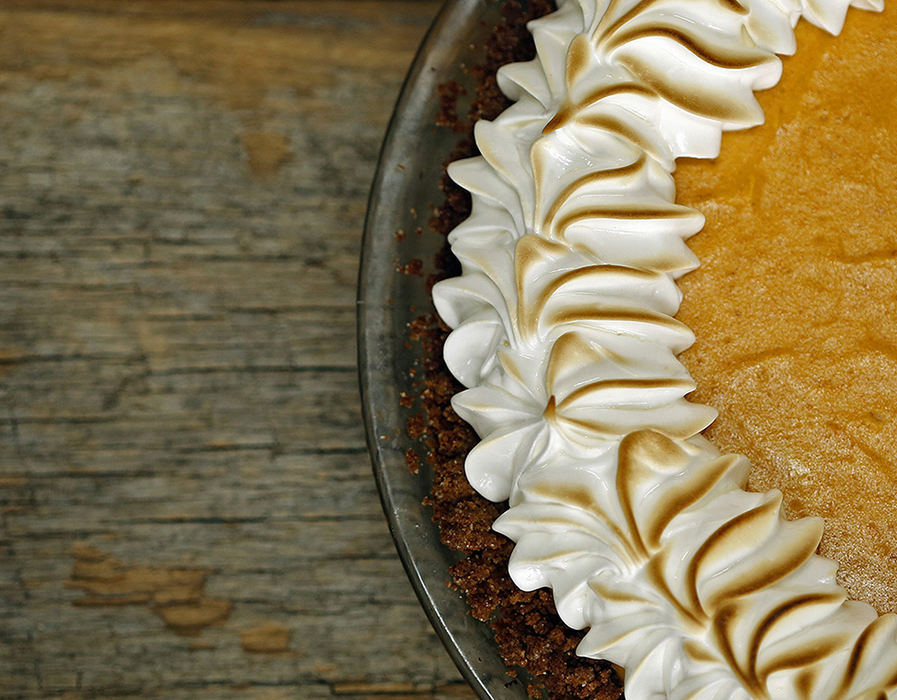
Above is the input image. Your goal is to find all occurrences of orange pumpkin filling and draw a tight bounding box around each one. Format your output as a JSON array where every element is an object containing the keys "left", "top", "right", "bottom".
[{"left": 676, "top": 5, "right": 897, "bottom": 613}]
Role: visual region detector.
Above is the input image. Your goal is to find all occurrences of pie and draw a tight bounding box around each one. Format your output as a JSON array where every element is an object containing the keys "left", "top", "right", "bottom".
[{"left": 421, "top": 0, "right": 897, "bottom": 697}]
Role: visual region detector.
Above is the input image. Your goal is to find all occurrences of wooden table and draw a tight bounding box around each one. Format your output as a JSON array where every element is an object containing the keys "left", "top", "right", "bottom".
[{"left": 0, "top": 2, "right": 477, "bottom": 697}]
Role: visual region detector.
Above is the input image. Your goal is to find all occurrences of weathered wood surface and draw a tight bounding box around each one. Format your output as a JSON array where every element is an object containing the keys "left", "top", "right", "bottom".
[{"left": 0, "top": 1, "right": 477, "bottom": 697}]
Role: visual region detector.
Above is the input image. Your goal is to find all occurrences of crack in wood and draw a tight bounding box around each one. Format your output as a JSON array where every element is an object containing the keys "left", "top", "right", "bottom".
[{"left": 65, "top": 543, "right": 232, "bottom": 637}]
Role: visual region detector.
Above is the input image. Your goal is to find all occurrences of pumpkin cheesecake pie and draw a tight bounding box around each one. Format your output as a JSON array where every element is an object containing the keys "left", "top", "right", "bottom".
[{"left": 418, "top": 0, "right": 897, "bottom": 696}]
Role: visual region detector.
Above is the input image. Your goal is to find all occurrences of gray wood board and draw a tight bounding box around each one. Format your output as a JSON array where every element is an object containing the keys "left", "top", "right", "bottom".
[{"left": 0, "top": 1, "right": 476, "bottom": 697}]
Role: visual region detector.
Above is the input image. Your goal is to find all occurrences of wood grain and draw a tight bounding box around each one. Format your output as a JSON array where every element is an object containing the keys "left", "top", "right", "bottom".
[{"left": 0, "top": 1, "right": 477, "bottom": 697}]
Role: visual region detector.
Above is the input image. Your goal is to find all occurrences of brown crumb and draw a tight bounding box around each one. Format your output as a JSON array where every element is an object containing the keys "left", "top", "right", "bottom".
[
  {"left": 405, "top": 449, "right": 421, "bottom": 475},
  {"left": 436, "top": 80, "right": 467, "bottom": 133},
  {"left": 406, "top": 414, "right": 426, "bottom": 440},
  {"left": 397, "top": 258, "right": 424, "bottom": 277}
]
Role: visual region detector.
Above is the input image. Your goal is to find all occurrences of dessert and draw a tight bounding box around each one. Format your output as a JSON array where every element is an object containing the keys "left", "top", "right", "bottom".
[{"left": 421, "top": 0, "right": 897, "bottom": 696}]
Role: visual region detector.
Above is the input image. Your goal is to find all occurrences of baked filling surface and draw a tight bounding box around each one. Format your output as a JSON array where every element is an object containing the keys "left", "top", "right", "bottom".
[{"left": 676, "top": 5, "right": 897, "bottom": 613}]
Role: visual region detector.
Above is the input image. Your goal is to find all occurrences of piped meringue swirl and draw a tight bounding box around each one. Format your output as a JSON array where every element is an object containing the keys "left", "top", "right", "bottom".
[{"left": 431, "top": 0, "right": 897, "bottom": 697}]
